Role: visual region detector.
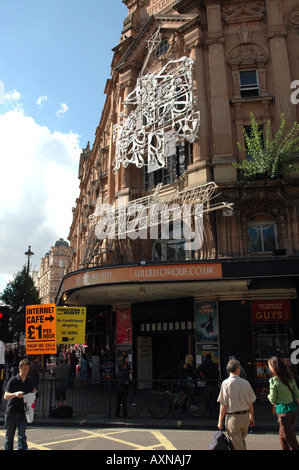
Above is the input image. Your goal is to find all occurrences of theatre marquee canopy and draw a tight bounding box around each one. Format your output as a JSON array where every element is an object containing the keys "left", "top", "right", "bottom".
[{"left": 56, "top": 257, "right": 298, "bottom": 307}]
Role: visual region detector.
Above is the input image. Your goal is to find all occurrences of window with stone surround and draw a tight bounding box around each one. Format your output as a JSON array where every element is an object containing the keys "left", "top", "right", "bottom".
[
  {"left": 248, "top": 215, "right": 277, "bottom": 253},
  {"left": 239, "top": 70, "right": 259, "bottom": 98},
  {"left": 228, "top": 44, "right": 269, "bottom": 100}
]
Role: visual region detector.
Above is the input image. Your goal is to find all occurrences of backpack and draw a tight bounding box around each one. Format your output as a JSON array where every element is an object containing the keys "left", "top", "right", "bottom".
[{"left": 209, "top": 431, "right": 234, "bottom": 450}]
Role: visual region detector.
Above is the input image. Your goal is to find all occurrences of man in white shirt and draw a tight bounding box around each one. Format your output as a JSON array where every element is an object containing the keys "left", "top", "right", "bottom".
[{"left": 217, "top": 359, "right": 256, "bottom": 450}]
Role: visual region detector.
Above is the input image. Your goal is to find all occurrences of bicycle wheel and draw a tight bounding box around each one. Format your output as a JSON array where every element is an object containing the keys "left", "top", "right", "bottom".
[
  {"left": 185, "top": 395, "right": 207, "bottom": 417},
  {"left": 148, "top": 394, "right": 171, "bottom": 418}
]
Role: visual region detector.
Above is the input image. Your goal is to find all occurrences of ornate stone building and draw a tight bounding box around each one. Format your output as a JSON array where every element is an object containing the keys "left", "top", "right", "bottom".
[
  {"left": 37, "top": 239, "right": 70, "bottom": 305},
  {"left": 57, "top": 0, "right": 299, "bottom": 383}
]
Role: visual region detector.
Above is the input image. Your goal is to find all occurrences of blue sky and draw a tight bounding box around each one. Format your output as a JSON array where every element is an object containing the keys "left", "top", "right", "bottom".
[{"left": 0, "top": 0, "right": 128, "bottom": 293}]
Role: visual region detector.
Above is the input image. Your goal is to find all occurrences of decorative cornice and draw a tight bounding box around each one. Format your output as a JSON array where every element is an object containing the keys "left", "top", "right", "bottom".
[{"left": 223, "top": 6, "right": 265, "bottom": 25}]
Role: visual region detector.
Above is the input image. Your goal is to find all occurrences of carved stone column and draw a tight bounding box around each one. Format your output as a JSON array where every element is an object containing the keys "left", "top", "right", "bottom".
[
  {"left": 188, "top": 38, "right": 209, "bottom": 163},
  {"left": 206, "top": 3, "right": 234, "bottom": 182},
  {"left": 266, "top": 0, "right": 297, "bottom": 127},
  {"left": 185, "top": 26, "right": 211, "bottom": 185}
]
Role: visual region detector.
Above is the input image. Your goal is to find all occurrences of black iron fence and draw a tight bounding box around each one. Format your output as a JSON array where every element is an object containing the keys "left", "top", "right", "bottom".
[{"left": 0, "top": 377, "right": 273, "bottom": 420}]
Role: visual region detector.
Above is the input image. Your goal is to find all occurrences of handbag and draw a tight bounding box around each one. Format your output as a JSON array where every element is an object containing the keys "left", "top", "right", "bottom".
[{"left": 286, "top": 382, "right": 298, "bottom": 410}]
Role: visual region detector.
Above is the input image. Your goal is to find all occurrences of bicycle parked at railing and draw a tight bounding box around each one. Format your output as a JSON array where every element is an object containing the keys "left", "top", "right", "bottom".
[{"left": 148, "top": 387, "right": 207, "bottom": 418}]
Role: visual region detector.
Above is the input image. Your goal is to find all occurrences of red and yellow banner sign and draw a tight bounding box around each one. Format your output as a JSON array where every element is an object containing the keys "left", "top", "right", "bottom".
[{"left": 25, "top": 304, "right": 57, "bottom": 354}]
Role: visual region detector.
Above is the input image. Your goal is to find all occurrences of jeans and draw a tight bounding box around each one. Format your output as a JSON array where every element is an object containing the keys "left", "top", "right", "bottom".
[
  {"left": 277, "top": 412, "right": 299, "bottom": 450},
  {"left": 115, "top": 389, "right": 128, "bottom": 417},
  {"left": 5, "top": 413, "right": 28, "bottom": 450}
]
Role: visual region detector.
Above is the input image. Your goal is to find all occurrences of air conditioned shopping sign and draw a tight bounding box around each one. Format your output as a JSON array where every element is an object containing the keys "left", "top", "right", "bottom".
[{"left": 25, "top": 304, "right": 86, "bottom": 354}]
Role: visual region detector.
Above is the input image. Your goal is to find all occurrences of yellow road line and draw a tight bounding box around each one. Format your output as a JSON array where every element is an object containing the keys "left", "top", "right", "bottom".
[
  {"left": 150, "top": 430, "right": 177, "bottom": 450},
  {"left": 0, "top": 430, "right": 50, "bottom": 451},
  {"left": 80, "top": 429, "right": 150, "bottom": 450},
  {"left": 0, "top": 428, "right": 177, "bottom": 451},
  {"left": 81, "top": 429, "right": 177, "bottom": 450}
]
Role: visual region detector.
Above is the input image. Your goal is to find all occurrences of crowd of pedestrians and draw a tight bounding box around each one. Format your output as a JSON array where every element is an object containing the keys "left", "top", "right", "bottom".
[
  {"left": 1, "top": 345, "right": 299, "bottom": 451},
  {"left": 176, "top": 352, "right": 299, "bottom": 451}
]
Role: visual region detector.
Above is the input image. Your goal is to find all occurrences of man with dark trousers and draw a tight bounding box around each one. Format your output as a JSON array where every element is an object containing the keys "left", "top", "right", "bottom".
[{"left": 4, "top": 359, "right": 37, "bottom": 450}]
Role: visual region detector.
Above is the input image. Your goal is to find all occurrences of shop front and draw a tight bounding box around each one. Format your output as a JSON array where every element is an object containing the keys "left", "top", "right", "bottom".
[
  {"left": 56, "top": 257, "right": 299, "bottom": 385},
  {"left": 132, "top": 297, "right": 195, "bottom": 381}
]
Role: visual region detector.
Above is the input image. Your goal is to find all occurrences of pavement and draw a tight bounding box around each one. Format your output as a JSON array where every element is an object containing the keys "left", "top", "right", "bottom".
[
  {"left": 0, "top": 388, "right": 292, "bottom": 433},
  {"left": 0, "top": 409, "right": 290, "bottom": 434},
  {"left": 0, "top": 363, "right": 296, "bottom": 433}
]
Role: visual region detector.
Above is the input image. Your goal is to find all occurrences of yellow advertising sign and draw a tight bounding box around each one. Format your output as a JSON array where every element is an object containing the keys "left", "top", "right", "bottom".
[
  {"left": 25, "top": 304, "right": 57, "bottom": 354},
  {"left": 56, "top": 307, "right": 86, "bottom": 345}
]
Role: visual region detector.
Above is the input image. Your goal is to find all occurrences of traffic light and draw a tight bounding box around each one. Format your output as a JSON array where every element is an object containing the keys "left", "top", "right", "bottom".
[{"left": 0, "top": 306, "right": 13, "bottom": 343}]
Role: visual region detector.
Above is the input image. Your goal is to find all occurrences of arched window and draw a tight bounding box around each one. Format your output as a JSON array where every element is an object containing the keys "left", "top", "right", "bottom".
[{"left": 248, "top": 214, "right": 277, "bottom": 253}]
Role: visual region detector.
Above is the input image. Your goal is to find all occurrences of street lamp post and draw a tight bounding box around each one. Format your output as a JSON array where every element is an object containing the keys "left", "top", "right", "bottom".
[
  {"left": 25, "top": 246, "right": 34, "bottom": 277},
  {"left": 23, "top": 246, "right": 34, "bottom": 353}
]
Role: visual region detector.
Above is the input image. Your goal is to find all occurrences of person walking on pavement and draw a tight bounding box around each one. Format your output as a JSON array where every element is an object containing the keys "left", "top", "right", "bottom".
[
  {"left": 80, "top": 352, "right": 89, "bottom": 387},
  {"left": 267, "top": 356, "right": 299, "bottom": 450},
  {"left": 197, "top": 353, "right": 219, "bottom": 419},
  {"left": 3, "top": 359, "right": 37, "bottom": 450},
  {"left": 123, "top": 355, "right": 136, "bottom": 406},
  {"left": 182, "top": 353, "right": 197, "bottom": 385},
  {"left": 115, "top": 362, "right": 130, "bottom": 418},
  {"left": 28, "top": 355, "right": 49, "bottom": 399},
  {"left": 217, "top": 359, "right": 256, "bottom": 450},
  {"left": 52, "top": 353, "right": 71, "bottom": 408},
  {"left": 68, "top": 349, "right": 78, "bottom": 388},
  {"left": 228, "top": 354, "right": 248, "bottom": 379}
]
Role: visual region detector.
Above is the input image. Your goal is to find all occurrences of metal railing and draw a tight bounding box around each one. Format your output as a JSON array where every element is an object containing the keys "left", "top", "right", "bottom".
[{"left": 0, "top": 377, "right": 274, "bottom": 420}]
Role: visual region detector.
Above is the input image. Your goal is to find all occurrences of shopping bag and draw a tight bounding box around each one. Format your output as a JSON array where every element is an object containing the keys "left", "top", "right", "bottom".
[
  {"left": 49, "top": 406, "right": 73, "bottom": 418},
  {"left": 23, "top": 393, "right": 36, "bottom": 423},
  {"left": 209, "top": 430, "right": 234, "bottom": 450}
]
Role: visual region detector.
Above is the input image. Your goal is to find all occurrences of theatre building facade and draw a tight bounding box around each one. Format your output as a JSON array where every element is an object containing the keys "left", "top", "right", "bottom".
[{"left": 56, "top": 0, "right": 299, "bottom": 385}]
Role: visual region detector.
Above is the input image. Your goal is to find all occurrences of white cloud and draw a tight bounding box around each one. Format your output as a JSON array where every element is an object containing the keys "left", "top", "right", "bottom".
[
  {"left": 5, "top": 89, "right": 21, "bottom": 102},
  {"left": 56, "top": 102, "right": 69, "bottom": 118},
  {"left": 0, "top": 81, "right": 4, "bottom": 105},
  {"left": 3, "top": 89, "right": 23, "bottom": 112},
  {"left": 36, "top": 95, "right": 48, "bottom": 107},
  {"left": 0, "top": 109, "right": 80, "bottom": 292}
]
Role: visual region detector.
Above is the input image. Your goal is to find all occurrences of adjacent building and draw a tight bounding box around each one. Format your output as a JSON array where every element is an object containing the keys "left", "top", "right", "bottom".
[
  {"left": 37, "top": 239, "right": 70, "bottom": 305},
  {"left": 56, "top": 0, "right": 299, "bottom": 386}
]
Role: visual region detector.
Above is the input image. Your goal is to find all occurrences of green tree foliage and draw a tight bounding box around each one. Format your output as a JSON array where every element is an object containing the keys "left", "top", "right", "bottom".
[
  {"left": 233, "top": 113, "right": 299, "bottom": 180},
  {"left": 0, "top": 266, "right": 40, "bottom": 336}
]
